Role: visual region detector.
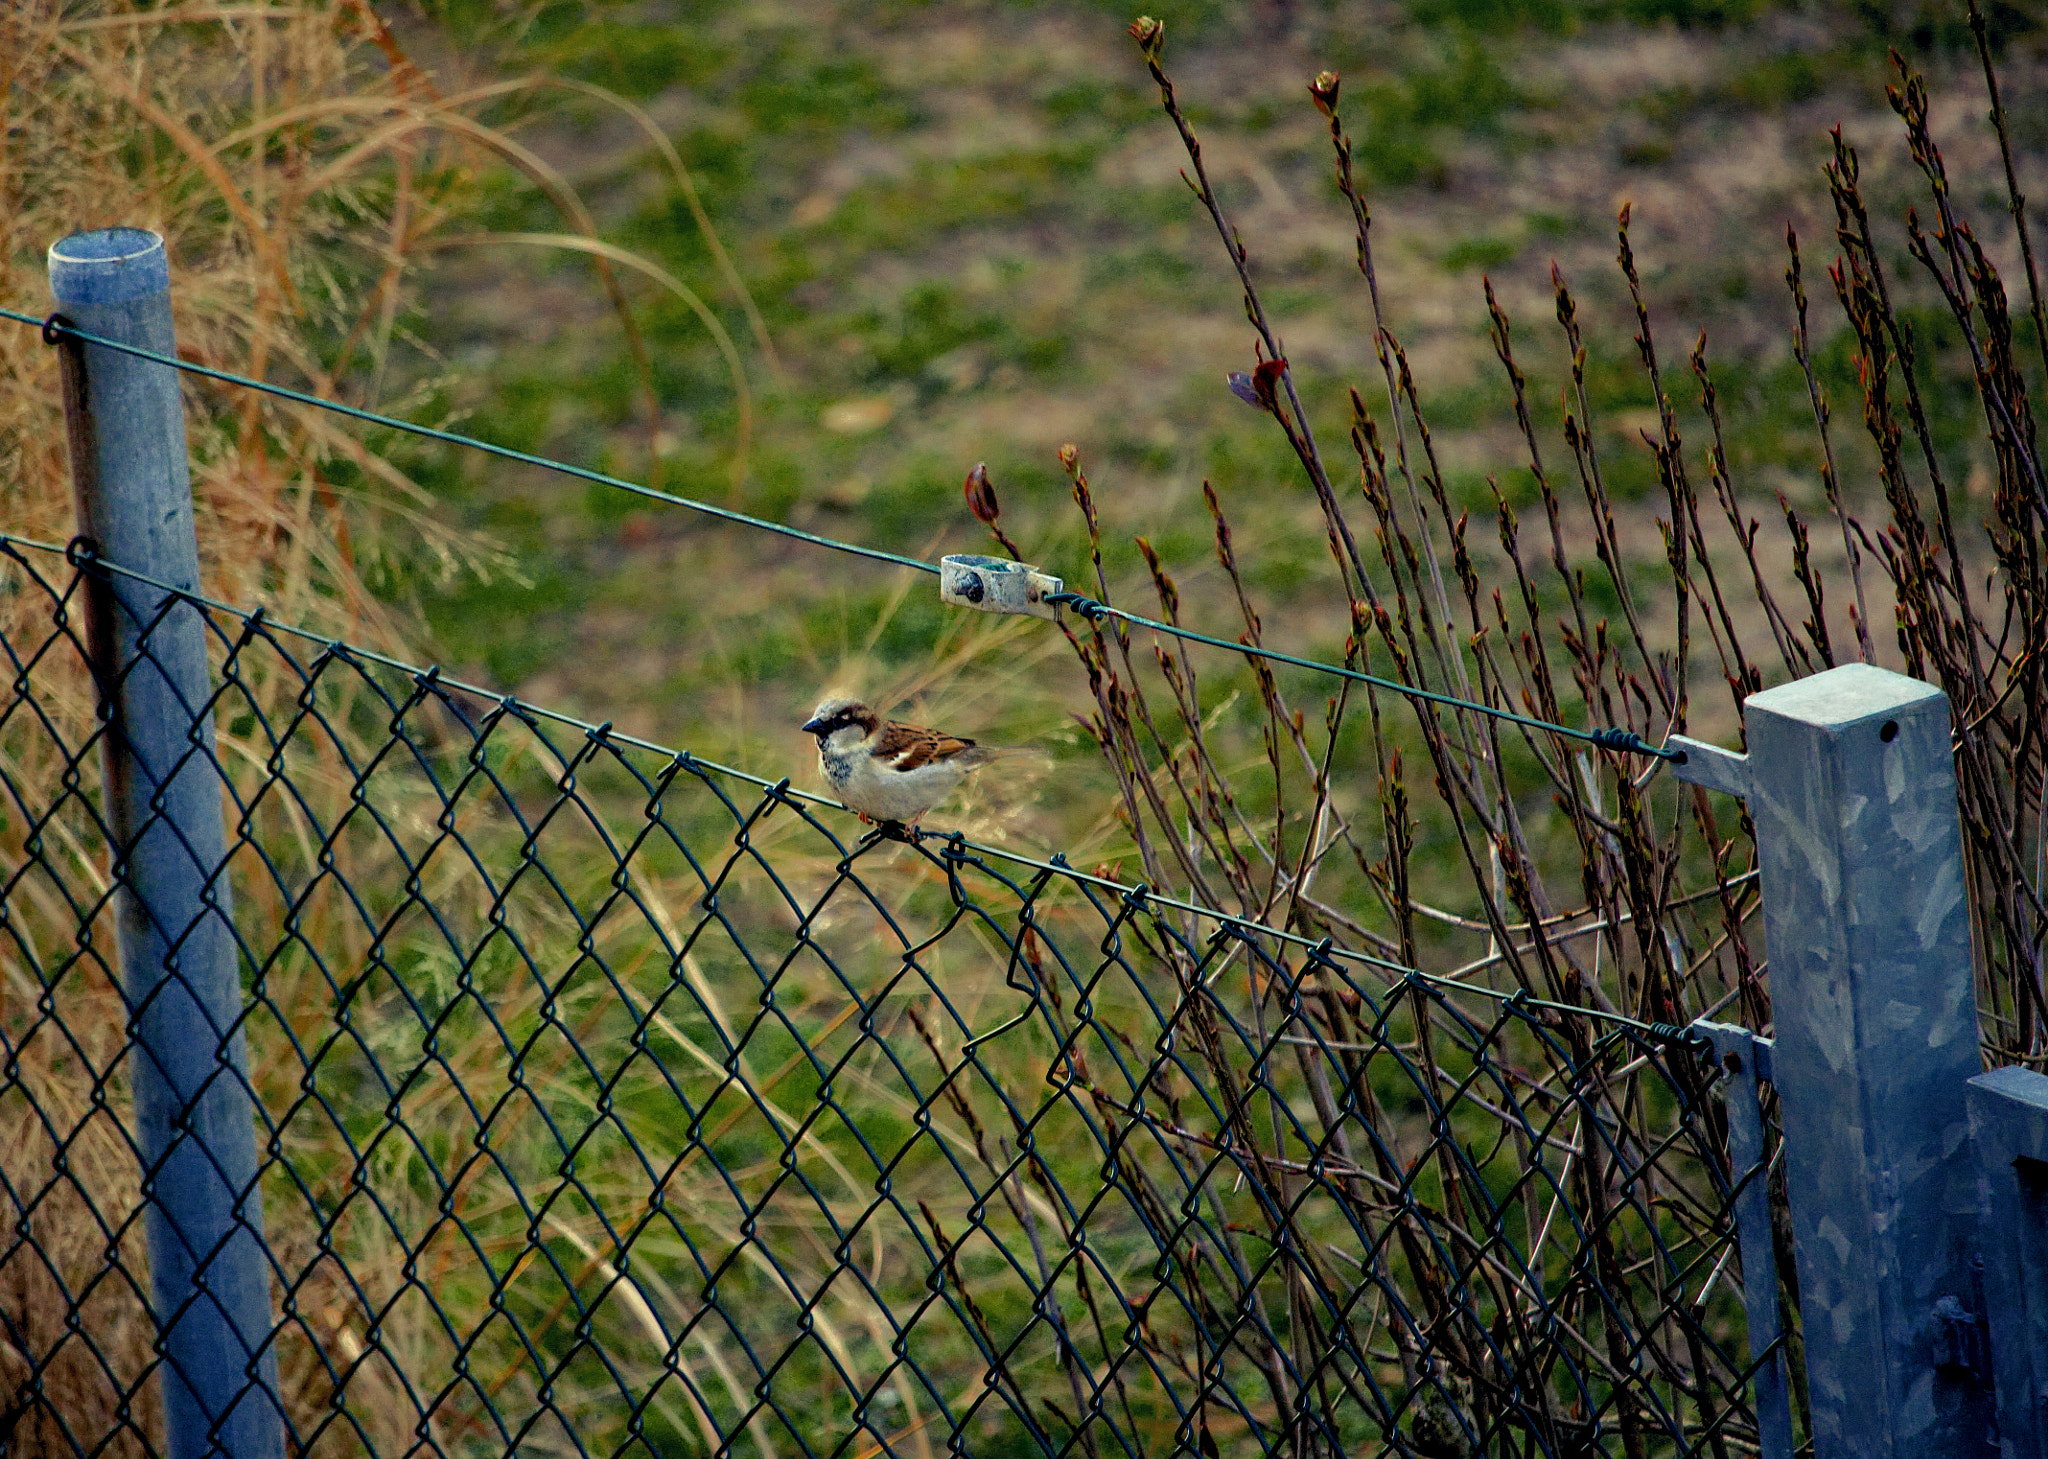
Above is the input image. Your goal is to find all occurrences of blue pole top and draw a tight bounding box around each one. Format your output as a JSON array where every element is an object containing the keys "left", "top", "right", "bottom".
[{"left": 48, "top": 228, "right": 170, "bottom": 307}]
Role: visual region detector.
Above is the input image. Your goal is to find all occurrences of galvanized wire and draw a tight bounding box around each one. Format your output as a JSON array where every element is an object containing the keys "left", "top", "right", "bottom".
[
  {"left": 0, "top": 306, "right": 1677, "bottom": 762},
  {"left": 0, "top": 533, "right": 1781, "bottom": 1458}
]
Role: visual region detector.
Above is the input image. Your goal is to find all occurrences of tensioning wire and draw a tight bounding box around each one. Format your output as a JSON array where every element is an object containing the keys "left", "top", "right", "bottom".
[
  {"left": 0, "top": 527, "right": 1680, "bottom": 1043},
  {"left": 10, "top": 307, "right": 1676, "bottom": 762},
  {"left": 5, "top": 306, "right": 933, "bottom": 577},
  {"left": 1040, "top": 590, "right": 1675, "bottom": 759}
]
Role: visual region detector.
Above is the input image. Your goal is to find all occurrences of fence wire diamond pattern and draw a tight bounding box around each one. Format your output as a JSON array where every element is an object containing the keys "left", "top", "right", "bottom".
[{"left": 0, "top": 540, "right": 1779, "bottom": 1459}]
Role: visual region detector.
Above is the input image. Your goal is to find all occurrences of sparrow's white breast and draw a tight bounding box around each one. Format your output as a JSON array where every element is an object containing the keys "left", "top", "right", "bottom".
[{"left": 820, "top": 745, "right": 971, "bottom": 822}]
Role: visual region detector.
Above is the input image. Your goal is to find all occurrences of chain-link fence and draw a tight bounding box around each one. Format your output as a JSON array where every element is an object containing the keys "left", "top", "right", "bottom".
[{"left": 0, "top": 534, "right": 1783, "bottom": 1459}]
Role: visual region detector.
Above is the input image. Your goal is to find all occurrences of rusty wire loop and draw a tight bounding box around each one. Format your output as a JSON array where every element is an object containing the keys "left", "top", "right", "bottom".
[{"left": 0, "top": 535, "right": 1772, "bottom": 1457}]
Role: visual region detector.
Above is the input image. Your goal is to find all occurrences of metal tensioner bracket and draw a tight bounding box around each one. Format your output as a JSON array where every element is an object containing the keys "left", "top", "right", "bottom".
[{"left": 940, "top": 555, "right": 1065, "bottom": 621}]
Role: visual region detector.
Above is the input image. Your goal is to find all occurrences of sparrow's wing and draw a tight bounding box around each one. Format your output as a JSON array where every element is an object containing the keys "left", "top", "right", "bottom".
[{"left": 874, "top": 720, "right": 981, "bottom": 771}]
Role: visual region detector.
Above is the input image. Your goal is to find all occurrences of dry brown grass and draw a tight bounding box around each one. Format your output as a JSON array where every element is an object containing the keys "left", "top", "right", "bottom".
[
  {"left": 1, "top": 0, "right": 495, "bottom": 639},
  {"left": 0, "top": 2, "right": 542, "bottom": 1447},
  {"left": 0, "top": 4, "right": 826, "bottom": 1450}
]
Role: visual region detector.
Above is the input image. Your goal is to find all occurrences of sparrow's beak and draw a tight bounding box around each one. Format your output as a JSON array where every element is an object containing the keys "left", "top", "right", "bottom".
[{"left": 800, "top": 714, "right": 829, "bottom": 735}]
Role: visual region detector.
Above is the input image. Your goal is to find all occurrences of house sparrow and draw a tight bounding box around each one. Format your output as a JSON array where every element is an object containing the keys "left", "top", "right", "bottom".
[{"left": 801, "top": 696, "right": 1024, "bottom": 825}]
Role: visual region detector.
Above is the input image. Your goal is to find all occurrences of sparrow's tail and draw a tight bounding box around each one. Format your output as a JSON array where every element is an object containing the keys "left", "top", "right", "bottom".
[{"left": 955, "top": 744, "right": 1044, "bottom": 768}]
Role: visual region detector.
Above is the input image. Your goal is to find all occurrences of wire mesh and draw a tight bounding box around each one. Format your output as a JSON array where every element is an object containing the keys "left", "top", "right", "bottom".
[{"left": 0, "top": 538, "right": 1786, "bottom": 1459}]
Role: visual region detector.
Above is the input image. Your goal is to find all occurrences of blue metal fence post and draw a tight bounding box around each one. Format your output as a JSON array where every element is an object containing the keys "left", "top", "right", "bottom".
[
  {"left": 1672, "top": 662, "right": 1995, "bottom": 1458},
  {"left": 1691, "top": 1020, "right": 1796, "bottom": 1459},
  {"left": 49, "top": 229, "right": 282, "bottom": 1459},
  {"left": 1965, "top": 1065, "right": 2048, "bottom": 1458}
]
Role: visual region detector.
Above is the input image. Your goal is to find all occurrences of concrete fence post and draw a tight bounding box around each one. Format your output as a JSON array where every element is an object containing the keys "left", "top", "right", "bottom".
[
  {"left": 1672, "top": 662, "right": 1994, "bottom": 1458},
  {"left": 49, "top": 228, "right": 282, "bottom": 1459}
]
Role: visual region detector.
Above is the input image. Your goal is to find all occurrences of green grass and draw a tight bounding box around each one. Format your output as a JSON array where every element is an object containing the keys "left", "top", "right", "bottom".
[
  {"left": 392, "top": 0, "right": 2015, "bottom": 942},
  {"left": 1440, "top": 234, "right": 1520, "bottom": 272}
]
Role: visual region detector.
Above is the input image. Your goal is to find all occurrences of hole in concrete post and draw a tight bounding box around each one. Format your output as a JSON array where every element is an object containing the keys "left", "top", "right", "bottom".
[{"left": 1880, "top": 720, "right": 1899, "bottom": 742}]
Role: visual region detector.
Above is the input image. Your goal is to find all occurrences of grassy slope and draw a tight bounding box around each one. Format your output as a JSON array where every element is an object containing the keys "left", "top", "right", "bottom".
[{"left": 386, "top": 0, "right": 2043, "bottom": 871}]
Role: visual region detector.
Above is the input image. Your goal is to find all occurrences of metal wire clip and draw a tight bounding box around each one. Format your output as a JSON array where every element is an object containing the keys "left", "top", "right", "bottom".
[{"left": 939, "top": 555, "right": 1064, "bottom": 620}]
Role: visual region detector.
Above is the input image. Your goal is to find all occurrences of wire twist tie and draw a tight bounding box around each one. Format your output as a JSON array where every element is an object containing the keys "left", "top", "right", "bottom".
[
  {"left": 1044, "top": 591, "right": 1110, "bottom": 622},
  {"left": 940, "top": 555, "right": 1063, "bottom": 620},
  {"left": 1587, "top": 726, "right": 1680, "bottom": 761},
  {"left": 1648, "top": 1021, "right": 1709, "bottom": 1049},
  {"left": 41, "top": 312, "right": 73, "bottom": 348},
  {"left": 65, "top": 535, "right": 100, "bottom": 570}
]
